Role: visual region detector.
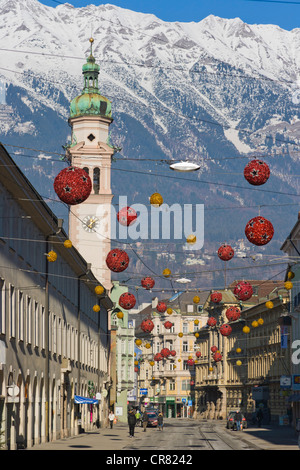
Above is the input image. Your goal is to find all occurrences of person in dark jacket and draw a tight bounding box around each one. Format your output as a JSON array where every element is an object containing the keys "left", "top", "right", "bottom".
[
  {"left": 235, "top": 411, "right": 242, "bottom": 431},
  {"left": 142, "top": 410, "right": 149, "bottom": 432},
  {"left": 158, "top": 412, "right": 164, "bottom": 431},
  {"left": 128, "top": 410, "right": 137, "bottom": 437}
]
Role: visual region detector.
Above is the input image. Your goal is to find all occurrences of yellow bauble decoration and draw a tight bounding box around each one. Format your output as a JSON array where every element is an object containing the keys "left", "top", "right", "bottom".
[
  {"left": 236, "top": 348, "right": 242, "bottom": 353},
  {"left": 288, "top": 271, "right": 295, "bottom": 279},
  {"left": 236, "top": 360, "right": 242, "bottom": 366},
  {"left": 150, "top": 192, "right": 163, "bottom": 207},
  {"left": 194, "top": 319, "right": 199, "bottom": 325},
  {"left": 258, "top": 318, "right": 264, "bottom": 325},
  {"left": 284, "top": 281, "right": 293, "bottom": 290},
  {"left": 64, "top": 239, "right": 72, "bottom": 248},
  {"left": 145, "top": 343, "right": 151, "bottom": 349},
  {"left": 166, "top": 308, "right": 173, "bottom": 315},
  {"left": 149, "top": 361, "right": 154, "bottom": 366},
  {"left": 95, "top": 285, "right": 104, "bottom": 295},
  {"left": 243, "top": 326, "right": 250, "bottom": 334},
  {"left": 117, "top": 311, "right": 124, "bottom": 319},
  {"left": 187, "top": 234, "right": 196, "bottom": 244},
  {"left": 252, "top": 320, "right": 258, "bottom": 328},
  {"left": 163, "top": 268, "right": 171, "bottom": 278},
  {"left": 193, "top": 295, "right": 200, "bottom": 304},
  {"left": 265, "top": 300, "right": 273, "bottom": 309},
  {"left": 47, "top": 250, "right": 57, "bottom": 262},
  {"left": 135, "top": 339, "right": 142, "bottom": 346},
  {"left": 174, "top": 365, "right": 177, "bottom": 369},
  {"left": 134, "top": 360, "right": 139, "bottom": 365},
  {"left": 188, "top": 355, "right": 193, "bottom": 360},
  {"left": 195, "top": 332, "right": 199, "bottom": 338},
  {"left": 209, "top": 367, "right": 213, "bottom": 371},
  {"left": 178, "top": 332, "right": 183, "bottom": 338},
  {"left": 93, "top": 304, "right": 100, "bottom": 312}
]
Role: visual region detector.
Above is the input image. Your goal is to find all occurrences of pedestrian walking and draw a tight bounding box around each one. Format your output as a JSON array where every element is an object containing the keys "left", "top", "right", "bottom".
[
  {"left": 108, "top": 410, "right": 115, "bottom": 429},
  {"left": 235, "top": 411, "right": 242, "bottom": 431},
  {"left": 158, "top": 412, "right": 164, "bottom": 431},
  {"left": 135, "top": 409, "right": 141, "bottom": 427},
  {"left": 128, "top": 409, "right": 137, "bottom": 437},
  {"left": 257, "top": 408, "right": 263, "bottom": 428},
  {"left": 142, "top": 410, "right": 149, "bottom": 432}
]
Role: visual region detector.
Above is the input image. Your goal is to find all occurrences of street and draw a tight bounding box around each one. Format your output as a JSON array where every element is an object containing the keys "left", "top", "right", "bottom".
[{"left": 25, "top": 418, "right": 299, "bottom": 451}]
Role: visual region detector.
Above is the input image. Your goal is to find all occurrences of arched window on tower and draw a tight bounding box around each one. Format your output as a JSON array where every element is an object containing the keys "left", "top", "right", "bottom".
[
  {"left": 89, "top": 76, "right": 94, "bottom": 88},
  {"left": 93, "top": 168, "right": 100, "bottom": 194}
]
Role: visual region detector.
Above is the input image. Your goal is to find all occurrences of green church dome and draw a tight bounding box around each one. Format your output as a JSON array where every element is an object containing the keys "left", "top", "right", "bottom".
[{"left": 70, "top": 38, "right": 112, "bottom": 119}]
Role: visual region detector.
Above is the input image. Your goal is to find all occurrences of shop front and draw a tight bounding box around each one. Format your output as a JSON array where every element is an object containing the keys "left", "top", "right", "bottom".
[{"left": 166, "top": 397, "right": 176, "bottom": 418}]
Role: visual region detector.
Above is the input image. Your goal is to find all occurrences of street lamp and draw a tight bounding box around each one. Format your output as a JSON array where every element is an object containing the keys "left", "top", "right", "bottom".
[{"left": 169, "top": 161, "right": 200, "bottom": 172}]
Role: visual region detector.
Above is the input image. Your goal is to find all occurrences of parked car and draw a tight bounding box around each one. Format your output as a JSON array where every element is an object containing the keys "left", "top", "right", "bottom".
[
  {"left": 226, "top": 411, "right": 247, "bottom": 430},
  {"left": 146, "top": 411, "right": 158, "bottom": 427}
]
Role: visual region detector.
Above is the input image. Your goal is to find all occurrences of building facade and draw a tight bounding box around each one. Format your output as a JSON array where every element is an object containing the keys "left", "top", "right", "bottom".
[{"left": 0, "top": 144, "right": 113, "bottom": 449}]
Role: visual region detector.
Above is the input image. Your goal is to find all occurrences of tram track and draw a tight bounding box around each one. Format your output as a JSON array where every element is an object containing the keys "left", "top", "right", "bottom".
[{"left": 198, "top": 422, "right": 256, "bottom": 450}]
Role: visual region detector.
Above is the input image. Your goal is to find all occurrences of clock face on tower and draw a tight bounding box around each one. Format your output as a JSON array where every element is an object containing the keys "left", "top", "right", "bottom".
[{"left": 82, "top": 215, "right": 100, "bottom": 233}]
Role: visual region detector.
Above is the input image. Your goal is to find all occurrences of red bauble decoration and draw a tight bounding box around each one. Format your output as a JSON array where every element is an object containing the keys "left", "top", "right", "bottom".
[
  {"left": 196, "top": 351, "right": 202, "bottom": 358},
  {"left": 164, "top": 321, "right": 173, "bottom": 329},
  {"left": 213, "top": 352, "right": 222, "bottom": 362},
  {"left": 211, "top": 292, "right": 222, "bottom": 303},
  {"left": 245, "top": 216, "right": 274, "bottom": 246},
  {"left": 225, "top": 306, "right": 241, "bottom": 322},
  {"left": 220, "top": 323, "right": 232, "bottom": 336},
  {"left": 117, "top": 206, "right": 137, "bottom": 226},
  {"left": 134, "top": 367, "right": 139, "bottom": 372},
  {"left": 244, "top": 159, "right": 270, "bottom": 186},
  {"left": 187, "top": 359, "right": 195, "bottom": 366},
  {"left": 106, "top": 249, "right": 129, "bottom": 272},
  {"left": 207, "top": 317, "right": 217, "bottom": 327},
  {"left": 141, "top": 319, "right": 154, "bottom": 333},
  {"left": 141, "top": 277, "right": 155, "bottom": 290},
  {"left": 154, "top": 353, "right": 163, "bottom": 362},
  {"left": 211, "top": 345, "right": 218, "bottom": 353},
  {"left": 170, "top": 350, "right": 176, "bottom": 357},
  {"left": 160, "top": 348, "right": 171, "bottom": 358},
  {"left": 54, "top": 166, "right": 92, "bottom": 205},
  {"left": 119, "top": 292, "right": 136, "bottom": 310},
  {"left": 190, "top": 380, "right": 195, "bottom": 386},
  {"left": 218, "top": 244, "right": 234, "bottom": 261},
  {"left": 157, "top": 301, "right": 167, "bottom": 313},
  {"left": 233, "top": 281, "right": 253, "bottom": 301}
]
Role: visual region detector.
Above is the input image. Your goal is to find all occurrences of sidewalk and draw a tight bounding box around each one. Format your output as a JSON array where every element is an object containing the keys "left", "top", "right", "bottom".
[
  {"left": 223, "top": 421, "right": 299, "bottom": 451},
  {"left": 26, "top": 422, "right": 147, "bottom": 451}
]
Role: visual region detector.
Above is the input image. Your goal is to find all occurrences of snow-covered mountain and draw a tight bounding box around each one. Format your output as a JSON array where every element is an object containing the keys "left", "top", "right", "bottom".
[{"left": 0, "top": 0, "right": 299, "bottom": 287}]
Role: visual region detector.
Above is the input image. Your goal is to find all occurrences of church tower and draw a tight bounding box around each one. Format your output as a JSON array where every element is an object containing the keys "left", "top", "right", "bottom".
[{"left": 67, "top": 38, "right": 115, "bottom": 289}]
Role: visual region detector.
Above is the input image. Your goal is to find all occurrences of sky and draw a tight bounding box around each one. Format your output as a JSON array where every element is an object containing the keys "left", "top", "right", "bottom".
[{"left": 39, "top": 0, "right": 300, "bottom": 31}]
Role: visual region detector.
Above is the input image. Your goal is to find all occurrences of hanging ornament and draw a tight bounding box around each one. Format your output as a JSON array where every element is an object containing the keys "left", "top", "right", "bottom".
[
  {"left": 157, "top": 301, "right": 167, "bottom": 313},
  {"left": 135, "top": 339, "right": 142, "bottom": 346},
  {"left": 236, "top": 360, "right": 242, "bottom": 366},
  {"left": 218, "top": 244, "right": 234, "bottom": 261},
  {"left": 213, "top": 352, "right": 222, "bottom": 362},
  {"left": 233, "top": 281, "right": 253, "bottom": 301},
  {"left": 163, "top": 268, "right": 171, "bottom": 278},
  {"left": 166, "top": 308, "right": 173, "bottom": 315},
  {"left": 106, "top": 248, "right": 129, "bottom": 272},
  {"left": 170, "top": 350, "right": 176, "bottom": 357},
  {"left": 265, "top": 300, "right": 274, "bottom": 309},
  {"left": 149, "top": 361, "right": 155, "bottom": 366},
  {"left": 288, "top": 271, "right": 295, "bottom": 280},
  {"left": 116, "top": 311, "right": 124, "bottom": 319},
  {"left": 186, "top": 234, "right": 196, "bottom": 244},
  {"left": 141, "top": 277, "right": 155, "bottom": 290},
  {"left": 117, "top": 206, "right": 137, "bottom": 226},
  {"left": 193, "top": 295, "right": 200, "bottom": 304},
  {"left": 245, "top": 216, "right": 274, "bottom": 246},
  {"left": 150, "top": 192, "right": 163, "bottom": 207},
  {"left": 95, "top": 285, "right": 104, "bottom": 295},
  {"left": 252, "top": 320, "right": 259, "bottom": 328},
  {"left": 258, "top": 318, "right": 264, "bottom": 325},
  {"left": 47, "top": 250, "right": 57, "bottom": 262},
  {"left": 178, "top": 332, "right": 183, "bottom": 338},
  {"left": 119, "top": 292, "right": 136, "bottom": 310},
  {"left": 145, "top": 343, "right": 151, "bottom": 349},
  {"left": 207, "top": 317, "right": 217, "bottom": 327},
  {"left": 220, "top": 324, "right": 232, "bottom": 336},
  {"left": 164, "top": 321, "right": 173, "bottom": 329},
  {"left": 64, "top": 239, "right": 72, "bottom": 248},
  {"left": 209, "top": 366, "right": 214, "bottom": 371},
  {"left": 160, "top": 348, "right": 171, "bottom": 358},
  {"left": 196, "top": 351, "right": 202, "bottom": 358},
  {"left": 211, "top": 346, "right": 218, "bottom": 353},
  {"left": 210, "top": 292, "right": 222, "bottom": 303},
  {"left": 244, "top": 159, "right": 270, "bottom": 186},
  {"left": 284, "top": 281, "right": 293, "bottom": 290},
  {"left": 195, "top": 332, "right": 199, "bottom": 338},
  {"left": 225, "top": 306, "right": 241, "bottom": 322},
  {"left": 236, "top": 347, "right": 242, "bottom": 353},
  {"left": 54, "top": 166, "right": 92, "bottom": 205},
  {"left": 134, "top": 367, "right": 139, "bottom": 373},
  {"left": 141, "top": 319, "right": 154, "bottom": 333},
  {"left": 93, "top": 304, "right": 100, "bottom": 312},
  {"left": 194, "top": 319, "right": 199, "bottom": 325},
  {"left": 243, "top": 326, "right": 250, "bottom": 334},
  {"left": 187, "top": 359, "right": 195, "bottom": 366}
]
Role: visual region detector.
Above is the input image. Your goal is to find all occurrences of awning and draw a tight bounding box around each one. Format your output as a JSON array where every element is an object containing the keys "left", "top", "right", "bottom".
[
  {"left": 288, "top": 393, "right": 300, "bottom": 402},
  {"left": 74, "top": 395, "right": 98, "bottom": 405}
]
